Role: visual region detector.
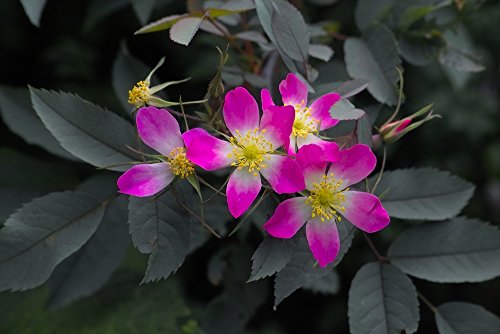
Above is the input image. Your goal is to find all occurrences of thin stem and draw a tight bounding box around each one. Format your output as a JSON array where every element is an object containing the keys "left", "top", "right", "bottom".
[
  {"left": 370, "top": 145, "right": 387, "bottom": 194},
  {"left": 386, "top": 67, "right": 405, "bottom": 124},
  {"left": 363, "top": 233, "right": 388, "bottom": 262},
  {"left": 167, "top": 108, "right": 203, "bottom": 122},
  {"left": 417, "top": 291, "right": 438, "bottom": 313},
  {"left": 198, "top": 175, "right": 228, "bottom": 199},
  {"left": 178, "top": 96, "right": 189, "bottom": 130},
  {"left": 228, "top": 189, "right": 270, "bottom": 237},
  {"left": 207, "top": 17, "right": 246, "bottom": 56}
]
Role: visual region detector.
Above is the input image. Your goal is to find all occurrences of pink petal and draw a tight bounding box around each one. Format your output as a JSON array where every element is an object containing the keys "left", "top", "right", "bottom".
[
  {"left": 117, "top": 163, "right": 174, "bottom": 197},
  {"left": 306, "top": 218, "right": 340, "bottom": 267},
  {"left": 302, "top": 162, "right": 328, "bottom": 191},
  {"left": 342, "top": 191, "right": 390, "bottom": 233},
  {"left": 260, "top": 155, "right": 305, "bottom": 194},
  {"left": 328, "top": 144, "right": 376, "bottom": 188},
  {"left": 308, "top": 93, "right": 341, "bottom": 130},
  {"left": 297, "top": 134, "right": 340, "bottom": 162},
  {"left": 136, "top": 106, "right": 184, "bottom": 156},
  {"left": 184, "top": 129, "right": 233, "bottom": 171},
  {"left": 261, "top": 89, "right": 275, "bottom": 111},
  {"left": 223, "top": 87, "right": 260, "bottom": 136},
  {"left": 226, "top": 168, "right": 262, "bottom": 218},
  {"left": 285, "top": 135, "right": 297, "bottom": 157},
  {"left": 264, "top": 197, "right": 311, "bottom": 238},
  {"left": 279, "top": 73, "right": 308, "bottom": 106},
  {"left": 260, "top": 105, "right": 295, "bottom": 148}
]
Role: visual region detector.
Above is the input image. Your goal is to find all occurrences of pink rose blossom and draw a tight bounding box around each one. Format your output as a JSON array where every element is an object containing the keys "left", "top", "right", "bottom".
[
  {"left": 263, "top": 73, "right": 341, "bottom": 162},
  {"left": 184, "top": 87, "right": 305, "bottom": 218},
  {"left": 263, "top": 144, "right": 390, "bottom": 267},
  {"left": 117, "top": 106, "right": 195, "bottom": 197}
]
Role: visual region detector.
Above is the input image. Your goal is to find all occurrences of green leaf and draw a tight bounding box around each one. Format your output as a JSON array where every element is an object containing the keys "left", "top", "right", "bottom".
[
  {"left": 344, "top": 25, "right": 402, "bottom": 105},
  {"left": 370, "top": 168, "right": 474, "bottom": 220},
  {"left": 248, "top": 236, "right": 297, "bottom": 282},
  {"left": 128, "top": 191, "right": 190, "bottom": 283},
  {"left": 19, "top": 0, "right": 48, "bottom": 27},
  {"left": 0, "top": 86, "right": 77, "bottom": 160},
  {"left": 0, "top": 148, "right": 79, "bottom": 223},
  {"left": 273, "top": 220, "right": 354, "bottom": 306},
  {"left": 348, "top": 262, "right": 419, "bottom": 334},
  {"left": 130, "top": 0, "right": 157, "bottom": 25},
  {"left": 254, "top": 0, "right": 299, "bottom": 73},
  {"left": 308, "top": 44, "right": 334, "bottom": 62},
  {"left": 355, "top": 0, "right": 395, "bottom": 31},
  {"left": 48, "top": 196, "right": 129, "bottom": 308},
  {"left": 112, "top": 44, "right": 150, "bottom": 113},
  {"left": 0, "top": 191, "right": 106, "bottom": 292},
  {"left": 388, "top": 217, "right": 500, "bottom": 283},
  {"left": 84, "top": 0, "right": 129, "bottom": 32},
  {"left": 356, "top": 114, "right": 372, "bottom": 146},
  {"left": 314, "top": 79, "right": 369, "bottom": 99},
  {"left": 439, "top": 47, "right": 485, "bottom": 72},
  {"left": 399, "top": 5, "right": 440, "bottom": 30},
  {"left": 271, "top": 0, "right": 310, "bottom": 62},
  {"left": 399, "top": 34, "right": 442, "bottom": 66},
  {"left": 330, "top": 99, "right": 366, "bottom": 120},
  {"left": 30, "top": 88, "right": 140, "bottom": 172},
  {"left": 169, "top": 16, "right": 204, "bottom": 46},
  {"left": 302, "top": 269, "right": 339, "bottom": 295},
  {"left": 135, "top": 14, "right": 188, "bottom": 34},
  {"left": 435, "top": 302, "right": 500, "bottom": 334}
]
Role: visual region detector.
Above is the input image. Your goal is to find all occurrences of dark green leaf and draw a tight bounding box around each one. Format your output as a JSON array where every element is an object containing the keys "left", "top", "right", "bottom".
[
  {"left": 128, "top": 191, "right": 190, "bottom": 283},
  {"left": 274, "top": 220, "right": 354, "bottom": 306},
  {"left": 308, "top": 44, "right": 334, "bottom": 62},
  {"left": 248, "top": 236, "right": 297, "bottom": 282},
  {"left": 271, "top": 0, "right": 310, "bottom": 62},
  {"left": 0, "top": 191, "right": 106, "bottom": 292},
  {"left": 19, "top": 0, "right": 47, "bottom": 27},
  {"left": 355, "top": 0, "right": 395, "bottom": 31},
  {"left": 435, "top": 302, "right": 500, "bottom": 334},
  {"left": 130, "top": 0, "right": 157, "bottom": 25},
  {"left": 344, "top": 25, "right": 402, "bottom": 105},
  {"left": 169, "top": 17, "right": 204, "bottom": 46},
  {"left": 388, "top": 217, "right": 500, "bottom": 283},
  {"left": 399, "top": 34, "right": 442, "bottom": 66},
  {"left": 356, "top": 114, "right": 372, "bottom": 146},
  {"left": 330, "top": 99, "right": 366, "bottom": 120},
  {"left": 48, "top": 196, "right": 129, "bottom": 308},
  {"left": 399, "top": 5, "right": 439, "bottom": 30},
  {"left": 30, "top": 88, "right": 140, "bottom": 172},
  {"left": 439, "top": 48, "right": 485, "bottom": 72},
  {"left": 84, "top": 0, "right": 129, "bottom": 32},
  {"left": 348, "top": 262, "right": 419, "bottom": 334},
  {"left": 0, "top": 86, "right": 76, "bottom": 160},
  {"left": 112, "top": 44, "right": 150, "bottom": 113},
  {"left": 371, "top": 168, "right": 474, "bottom": 220}
]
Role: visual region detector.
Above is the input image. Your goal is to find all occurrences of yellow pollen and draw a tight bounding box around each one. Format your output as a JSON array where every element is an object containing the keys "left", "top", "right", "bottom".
[
  {"left": 168, "top": 147, "right": 194, "bottom": 178},
  {"left": 128, "top": 80, "right": 151, "bottom": 108},
  {"left": 306, "top": 174, "right": 348, "bottom": 222},
  {"left": 227, "top": 128, "right": 273, "bottom": 176},
  {"left": 289, "top": 100, "right": 320, "bottom": 138}
]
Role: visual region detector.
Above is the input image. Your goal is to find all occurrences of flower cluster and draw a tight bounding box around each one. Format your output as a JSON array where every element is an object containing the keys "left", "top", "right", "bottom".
[{"left": 117, "top": 73, "right": 390, "bottom": 267}]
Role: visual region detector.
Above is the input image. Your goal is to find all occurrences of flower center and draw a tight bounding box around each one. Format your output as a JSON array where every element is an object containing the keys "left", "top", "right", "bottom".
[
  {"left": 128, "top": 80, "right": 151, "bottom": 108},
  {"left": 228, "top": 128, "right": 273, "bottom": 176},
  {"left": 168, "top": 147, "right": 194, "bottom": 178},
  {"left": 290, "top": 101, "right": 319, "bottom": 138},
  {"left": 307, "top": 174, "right": 347, "bottom": 222}
]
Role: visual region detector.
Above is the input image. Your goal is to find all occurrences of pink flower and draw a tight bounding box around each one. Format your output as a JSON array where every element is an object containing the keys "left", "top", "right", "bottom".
[
  {"left": 117, "top": 106, "right": 196, "bottom": 197},
  {"left": 184, "top": 87, "right": 305, "bottom": 218},
  {"left": 263, "top": 144, "right": 390, "bottom": 267},
  {"left": 263, "top": 73, "right": 341, "bottom": 161}
]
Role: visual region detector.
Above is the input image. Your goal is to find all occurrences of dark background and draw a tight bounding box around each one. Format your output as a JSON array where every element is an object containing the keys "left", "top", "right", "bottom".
[{"left": 0, "top": 0, "right": 499, "bottom": 333}]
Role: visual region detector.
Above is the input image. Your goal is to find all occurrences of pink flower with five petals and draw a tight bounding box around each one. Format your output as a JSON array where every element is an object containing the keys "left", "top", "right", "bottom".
[
  {"left": 262, "top": 73, "right": 341, "bottom": 161},
  {"left": 263, "top": 144, "right": 390, "bottom": 267},
  {"left": 184, "top": 87, "right": 305, "bottom": 218},
  {"left": 117, "top": 106, "right": 197, "bottom": 197}
]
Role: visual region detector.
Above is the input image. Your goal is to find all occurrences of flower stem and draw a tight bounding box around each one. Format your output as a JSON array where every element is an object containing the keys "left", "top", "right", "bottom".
[
  {"left": 417, "top": 291, "right": 438, "bottom": 313},
  {"left": 370, "top": 145, "right": 387, "bottom": 195},
  {"left": 363, "top": 233, "right": 388, "bottom": 262}
]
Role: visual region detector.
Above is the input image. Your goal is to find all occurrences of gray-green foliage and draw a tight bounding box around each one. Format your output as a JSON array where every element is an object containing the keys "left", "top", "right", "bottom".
[
  {"left": 348, "top": 262, "right": 419, "bottom": 334},
  {"left": 19, "top": 0, "right": 48, "bottom": 26},
  {"left": 435, "top": 302, "right": 500, "bottom": 334},
  {"left": 128, "top": 190, "right": 191, "bottom": 283},
  {"left": 30, "top": 88, "right": 140, "bottom": 172},
  {"left": 344, "top": 25, "right": 402, "bottom": 105},
  {"left": 388, "top": 217, "right": 500, "bottom": 283},
  {"left": 371, "top": 168, "right": 475, "bottom": 220},
  {"left": 0, "top": 192, "right": 106, "bottom": 292}
]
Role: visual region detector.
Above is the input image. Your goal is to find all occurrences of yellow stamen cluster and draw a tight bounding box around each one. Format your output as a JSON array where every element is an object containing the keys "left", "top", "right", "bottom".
[
  {"left": 128, "top": 80, "right": 151, "bottom": 108},
  {"left": 168, "top": 147, "right": 194, "bottom": 178},
  {"left": 227, "top": 128, "right": 273, "bottom": 176},
  {"left": 290, "top": 100, "right": 320, "bottom": 138},
  {"left": 307, "top": 174, "right": 347, "bottom": 222}
]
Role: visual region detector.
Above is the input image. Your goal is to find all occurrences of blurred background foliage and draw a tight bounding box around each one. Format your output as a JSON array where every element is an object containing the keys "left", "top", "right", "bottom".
[{"left": 0, "top": 0, "right": 499, "bottom": 333}]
